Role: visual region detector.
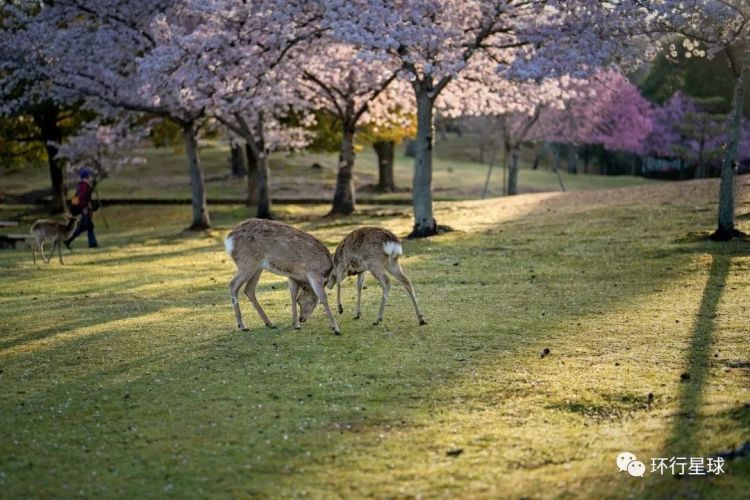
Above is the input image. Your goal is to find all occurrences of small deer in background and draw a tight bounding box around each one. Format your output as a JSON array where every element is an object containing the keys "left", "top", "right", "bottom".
[
  {"left": 330, "top": 227, "right": 426, "bottom": 326},
  {"left": 30, "top": 215, "right": 80, "bottom": 265},
  {"left": 225, "top": 218, "right": 341, "bottom": 334}
]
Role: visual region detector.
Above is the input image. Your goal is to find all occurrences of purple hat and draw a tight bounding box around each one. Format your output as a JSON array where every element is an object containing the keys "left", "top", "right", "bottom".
[{"left": 79, "top": 168, "right": 94, "bottom": 179}]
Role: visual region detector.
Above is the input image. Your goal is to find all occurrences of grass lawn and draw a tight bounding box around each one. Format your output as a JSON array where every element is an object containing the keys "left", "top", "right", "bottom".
[
  {"left": 1, "top": 137, "right": 659, "bottom": 204},
  {"left": 1, "top": 177, "right": 748, "bottom": 498}
]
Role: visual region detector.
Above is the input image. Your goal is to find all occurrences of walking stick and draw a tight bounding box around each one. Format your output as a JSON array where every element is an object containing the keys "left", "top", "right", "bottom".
[
  {"left": 95, "top": 190, "right": 109, "bottom": 229},
  {"left": 91, "top": 176, "right": 110, "bottom": 229}
]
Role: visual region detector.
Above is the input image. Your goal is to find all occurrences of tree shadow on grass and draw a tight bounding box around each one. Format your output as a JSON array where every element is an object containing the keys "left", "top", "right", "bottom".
[
  {"left": 650, "top": 248, "right": 750, "bottom": 497},
  {"left": 664, "top": 253, "right": 731, "bottom": 459},
  {"left": 2, "top": 195, "right": 749, "bottom": 497},
  {"left": 83, "top": 243, "right": 220, "bottom": 267}
]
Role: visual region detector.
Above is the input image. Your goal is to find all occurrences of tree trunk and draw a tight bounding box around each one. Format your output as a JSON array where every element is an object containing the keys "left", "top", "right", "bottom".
[
  {"left": 481, "top": 145, "right": 498, "bottom": 199},
  {"left": 507, "top": 146, "right": 520, "bottom": 196},
  {"left": 244, "top": 143, "right": 258, "bottom": 207},
  {"left": 531, "top": 151, "right": 541, "bottom": 170},
  {"left": 409, "top": 89, "right": 438, "bottom": 237},
  {"left": 374, "top": 140, "right": 396, "bottom": 192},
  {"left": 230, "top": 141, "right": 247, "bottom": 178},
  {"left": 330, "top": 126, "right": 356, "bottom": 215},
  {"left": 181, "top": 121, "right": 210, "bottom": 230},
  {"left": 554, "top": 167, "right": 567, "bottom": 192},
  {"left": 255, "top": 150, "right": 272, "bottom": 219},
  {"left": 32, "top": 106, "right": 66, "bottom": 214},
  {"left": 549, "top": 142, "right": 561, "bottom": 172},
  {"left": 546, "top": 142, "right": 566, "bottom": 191},
  {"left": 566, "top": 145, "right": 578, "bottom": 174},
  {"left": 711, "top": 65, "right": 745, "bottom": 241}
]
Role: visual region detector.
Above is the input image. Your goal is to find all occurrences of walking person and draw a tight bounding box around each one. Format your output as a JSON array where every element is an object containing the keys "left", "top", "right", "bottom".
[{"left": 65, "top": 168, "right": 99, "bottom": 249}]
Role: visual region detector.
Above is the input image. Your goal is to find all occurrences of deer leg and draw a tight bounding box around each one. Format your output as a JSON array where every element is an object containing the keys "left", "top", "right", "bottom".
[
  {"left": 336, "top": 281, "right": 343, "bottom": 314},
  {"left": 288, "top": 278, "right": 300, "bottom": 329},
  {"left": 388, "top": 261, "right": 426, "bottom": 325},
  {"left": 41, "top": 242, "right": 50, "bottom": 264},
  {"left": 308, "top": 274, "right": 341, "bottom": 335},
  {"left": 31, "top": 241, "right": 37, "bottom": 265},
  {"left": 229, "top": 269, "right": 253, "bottom": 331},
  {"left": 353, "top": 272, "right": 365, "bottom": 320},
  {"left": 57, "top": 241, "right": 64, "bottom": 265},
  {"left": 244, "top": 270, "right": 275, "bottom": 329},
  {"left": 370, "top": 267, "right": 391, "bottom": 326}
]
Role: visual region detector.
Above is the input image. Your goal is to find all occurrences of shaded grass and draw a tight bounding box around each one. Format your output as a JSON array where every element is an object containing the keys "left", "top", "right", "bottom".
[{"left": 0, "top": 178, "right": 748, "bottom": 498}]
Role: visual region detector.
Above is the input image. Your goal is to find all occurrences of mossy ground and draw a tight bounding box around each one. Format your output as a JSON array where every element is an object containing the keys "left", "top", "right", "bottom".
[{"left": 0, "top": 177, "right": 748, "bottom": 498}]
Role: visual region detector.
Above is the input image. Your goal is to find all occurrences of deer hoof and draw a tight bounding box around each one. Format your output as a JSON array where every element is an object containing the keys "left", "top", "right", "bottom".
[
  {"left": 419, "top": 318, "right": 427, "bottom": 326},
  {"left": 238, "top": 325, "right": 250, "bottom": 332},
  {"left": 294, "top": 325, "right": 301, "bottom": 330},
  {"left": 333, "top": 329, "right": 342, "bottom": 336},
  {"left": 372, "top": 320, "right": 381, "bottom": 326},
  {"left": 353, "top": 314, "right": 360, "bottom": 320},
  {"left": 338, "top": 304, "right": 343, "bottom": 314},
  {"left": 267, "top": 324, "right": 277, "bottom": 329}
]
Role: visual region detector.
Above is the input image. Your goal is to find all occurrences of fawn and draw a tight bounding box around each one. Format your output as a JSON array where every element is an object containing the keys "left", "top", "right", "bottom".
[
  {"left": 224, "top": 218, "right": 341, "bottom": 334},
  {"left": 30, "top": 215, "right": 80, "bottom": 265},
  {"left": 330, "top": 227, "right": 426, "bottom": 326}
]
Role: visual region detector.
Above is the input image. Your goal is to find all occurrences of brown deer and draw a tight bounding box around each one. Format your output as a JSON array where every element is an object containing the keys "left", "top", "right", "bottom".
[
  {"left": 30, "top": 215, "right": 80, "bottom": 265},
  {"left": 224, "top": 218, "right": 341, "bottom": 334},
  {"left": 330, "top": 227, "right": 426, "bottom": 326}
]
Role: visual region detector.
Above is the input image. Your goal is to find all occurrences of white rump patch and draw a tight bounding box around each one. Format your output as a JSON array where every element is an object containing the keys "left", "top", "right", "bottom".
[
  {"left": 224, "top": 235, "right": 235, "bottom": 256},
  {"left": 383, "top": 241, "right": 403, "bottom": 257}
]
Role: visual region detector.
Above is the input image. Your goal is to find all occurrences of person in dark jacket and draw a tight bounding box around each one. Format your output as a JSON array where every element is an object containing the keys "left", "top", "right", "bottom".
[{"left": 64, "top": 168, "right": 99, "bottom": 249}]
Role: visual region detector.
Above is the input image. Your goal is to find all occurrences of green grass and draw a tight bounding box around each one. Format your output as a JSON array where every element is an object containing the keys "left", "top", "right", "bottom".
[
  {"left": 1, "top": 136, "right": 658, "bottom": 203},
  {"left": 1, "top": 178, "right": 749, "bottom": 498}
]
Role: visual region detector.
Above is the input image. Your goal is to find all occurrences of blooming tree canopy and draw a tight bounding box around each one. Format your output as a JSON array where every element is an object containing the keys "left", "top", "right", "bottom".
[
  {"left": 3, "top": 0, "right": 216, "bottom": 227},
  {"left": 324, "top": 0, "right": 644, "bottom": 236},
  {"left": 298, "top": 41, "right": 408, "bottom": 214},
  {"left": 5, "top": 0, "right": 322, "bottom": 225},
  {"left": 57, "top": 113, "right": 152, "bottom": 180},
  {"left": 531, "top": 69, "right": 655, "bottom": 155}
]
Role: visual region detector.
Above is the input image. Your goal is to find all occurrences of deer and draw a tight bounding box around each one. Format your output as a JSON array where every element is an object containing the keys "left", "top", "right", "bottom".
[
  {"left": 329, "top": 227, "right": 426, "bottom": 326},
  {"left": 30, "top": 214, "right": 80, "bottom": 265},
  {"left": 224, "top": 218, "right": 341, "bottom": 335}
]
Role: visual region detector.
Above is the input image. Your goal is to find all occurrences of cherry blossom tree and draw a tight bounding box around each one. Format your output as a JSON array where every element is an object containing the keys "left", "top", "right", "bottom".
[
  {"left": 3, "top": 0, "right": 216, "bottom": 228},
  {"left": 530, "top": 68, "right": 655, "bottom": 172},
  {"left": 163, "top": 1, "right": 323, "bottom": 219},
  {"left": 634, "top": 0, "right": 750, "bottom": 239},
  {"left": 57, "top": 113, "right": 152, "bottom": 181},
  {"left": 0, "top": 1, "right": 94, "bottom": 212},
  {"left": 439, "top": 64, "right": 582, "bottom": 195},
  {"left": 5, "top": 0, "right": 319, "bottom": 227},
  {"left": 645, "top": 91, "right": 750, "bottom": 177},
  {"left": 325, "top": 0, "right": 642, "bottom": 236},
  {"left": 298, "top": 41, "right": 404, "bottom": 215}
]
